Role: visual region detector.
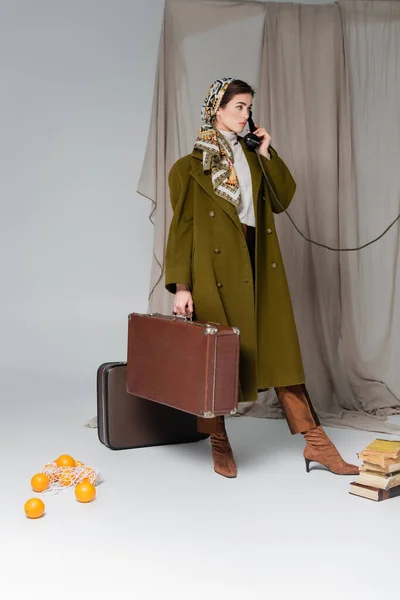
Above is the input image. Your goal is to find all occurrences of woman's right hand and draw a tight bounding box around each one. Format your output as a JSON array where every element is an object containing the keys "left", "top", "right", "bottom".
[{"left": 174, "top": 284, "right": 194, "bottom": 317}]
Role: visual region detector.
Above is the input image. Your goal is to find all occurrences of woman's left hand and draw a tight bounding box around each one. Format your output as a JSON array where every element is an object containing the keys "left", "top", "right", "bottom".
[{"left": 254, "top": 124, "right": 272, "bottom": 158}]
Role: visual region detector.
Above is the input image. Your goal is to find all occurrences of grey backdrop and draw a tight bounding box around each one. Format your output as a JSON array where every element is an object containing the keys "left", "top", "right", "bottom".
[{"left": 0, "top": 0, "right": 165, "bottom": 418}]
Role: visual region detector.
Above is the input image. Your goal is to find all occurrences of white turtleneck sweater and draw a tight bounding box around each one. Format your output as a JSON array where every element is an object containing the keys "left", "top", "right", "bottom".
[{"left": 217, "top": 128, "right": 255, "bottom": 227}]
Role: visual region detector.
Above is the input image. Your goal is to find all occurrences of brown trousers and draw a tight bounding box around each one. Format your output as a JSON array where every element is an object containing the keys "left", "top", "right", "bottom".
[{"left": 197, "top": 225, "right": 320, "bottom": 436}]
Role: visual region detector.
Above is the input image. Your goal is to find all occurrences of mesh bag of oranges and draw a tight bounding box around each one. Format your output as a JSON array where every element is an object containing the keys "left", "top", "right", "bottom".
[
  {"left": 32, "top": 454, "right": 101, "bottom": 494},
  {"left": 25, "top": 454, "right": 100, "bottom": 518}
]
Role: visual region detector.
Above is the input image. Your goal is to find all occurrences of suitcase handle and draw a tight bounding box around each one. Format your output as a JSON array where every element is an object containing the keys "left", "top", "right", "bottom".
[
  {"left": 145, "top": 313, "right": 235, "bottom": 336},
  {"left": 171, "top": 313, "right": 193, "bottom": 323},
  {"left": 148, "top": 312, "right": 193, "bottom": 322}
]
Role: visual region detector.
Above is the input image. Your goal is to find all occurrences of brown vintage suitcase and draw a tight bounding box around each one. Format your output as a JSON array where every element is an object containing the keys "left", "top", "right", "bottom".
[
  {"left": 126, "top": 313, "right": 240, "bottom": 419},
  {"left": 97, "top": 362, "right": 209, "bottom": 450}
]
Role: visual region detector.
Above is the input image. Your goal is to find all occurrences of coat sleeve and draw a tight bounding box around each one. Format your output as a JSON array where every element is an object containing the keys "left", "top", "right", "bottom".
[
  {"left": 164, "top": 160, "right": 194, "bottom": 295},
  {"left": 260, "top": 146, "right": 296, "bottom": 214}
]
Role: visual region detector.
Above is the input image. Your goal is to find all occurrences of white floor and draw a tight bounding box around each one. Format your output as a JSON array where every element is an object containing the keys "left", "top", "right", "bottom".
[{"left": 2, "top": 388, "right": 400, "bottom": 600}]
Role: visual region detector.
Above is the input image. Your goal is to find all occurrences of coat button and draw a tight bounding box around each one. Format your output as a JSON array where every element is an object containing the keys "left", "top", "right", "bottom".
[
  {"left": 209, "top": 211, "right": 215, "bottom": 218},
  {"left": 266, "top": 228, "right": 273, "bottom": 234},
  {"left": 271, "top": 262, "right": 277, "bottom": 269},
  {"left": 213, "top": 248, "right": 221, "bottom": 254},
  {"left": 217, "top": 282, "right": 223, "bottom": 289}
]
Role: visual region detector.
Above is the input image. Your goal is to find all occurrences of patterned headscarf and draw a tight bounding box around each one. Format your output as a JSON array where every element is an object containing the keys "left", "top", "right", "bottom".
[{"left": 193, "top": 78, "right": 241, "bottom": 206}]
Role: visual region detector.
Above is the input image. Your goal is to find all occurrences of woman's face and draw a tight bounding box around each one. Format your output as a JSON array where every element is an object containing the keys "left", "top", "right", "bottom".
[{"left": 214, "top": 93, "right": 253, "bottom": 133}]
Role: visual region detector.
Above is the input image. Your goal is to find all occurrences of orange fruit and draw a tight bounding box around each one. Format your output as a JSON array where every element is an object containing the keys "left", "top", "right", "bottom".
[
  {"left": 55, "top": 454, "right": 76, "bottom": 468},
  {"left": 24, "top": 498, "right": 45, "bottom": 519},
  {"left": 30, "top": 473, "right": 50, "bottom": 492},
  {"left": 75, "top": 460, "right": 84, "bottom": 467},
  {"left": 75, "top": 481, "right": 96, "bottom": 503}
]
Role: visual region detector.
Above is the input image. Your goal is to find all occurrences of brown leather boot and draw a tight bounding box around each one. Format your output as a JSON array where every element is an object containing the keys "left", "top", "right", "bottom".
[
  {"left": 303, "top": 426, "right": 359, "bottom": 475},
  {"left": 210, "top": 417, "right": 237, "bottom": 478}
]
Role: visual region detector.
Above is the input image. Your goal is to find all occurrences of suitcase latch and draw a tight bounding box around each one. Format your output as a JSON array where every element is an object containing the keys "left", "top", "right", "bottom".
[{"left": 204, "top": 326, "right": 218, "bottom": 335}]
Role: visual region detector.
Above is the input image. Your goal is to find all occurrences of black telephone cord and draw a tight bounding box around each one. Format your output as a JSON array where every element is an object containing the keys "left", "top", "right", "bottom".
[{"left": 257, "top": 152, "right": 400, "bottom": 252}]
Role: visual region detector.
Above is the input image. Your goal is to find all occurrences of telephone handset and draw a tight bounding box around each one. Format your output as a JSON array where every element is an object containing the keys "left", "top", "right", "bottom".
[{"left": 243, "top": 110, "right": 261, "bottom": 152}]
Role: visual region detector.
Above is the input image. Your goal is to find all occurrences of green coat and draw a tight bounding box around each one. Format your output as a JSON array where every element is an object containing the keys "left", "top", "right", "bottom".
[{"left": 165, "top": 139, "right": 305, "bottom": 403}]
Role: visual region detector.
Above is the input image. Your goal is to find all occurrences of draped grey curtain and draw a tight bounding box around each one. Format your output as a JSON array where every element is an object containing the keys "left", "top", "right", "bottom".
[{"left": 137, "top": 0, "right": 400, "bottom": 433}]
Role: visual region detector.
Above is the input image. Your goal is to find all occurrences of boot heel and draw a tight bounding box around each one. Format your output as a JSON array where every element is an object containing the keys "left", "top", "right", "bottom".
[{"left": 305, "top": 458, "right": 311, "bottom": 473}]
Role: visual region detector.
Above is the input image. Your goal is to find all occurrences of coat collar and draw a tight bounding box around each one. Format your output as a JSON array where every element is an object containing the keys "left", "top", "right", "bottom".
[{"left": 190, "top": 138, "right": 262, "bottom": 230}]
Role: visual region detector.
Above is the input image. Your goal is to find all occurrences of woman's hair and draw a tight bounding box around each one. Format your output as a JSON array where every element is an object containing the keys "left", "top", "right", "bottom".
[{"left": 219, "top": 79, "right": 255, "bottom": 107}]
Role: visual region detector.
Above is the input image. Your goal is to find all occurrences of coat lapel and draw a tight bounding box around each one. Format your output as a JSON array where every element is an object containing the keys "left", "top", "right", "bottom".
[{"left": 190, "top": 152, "right": 243, "bottom": 234}]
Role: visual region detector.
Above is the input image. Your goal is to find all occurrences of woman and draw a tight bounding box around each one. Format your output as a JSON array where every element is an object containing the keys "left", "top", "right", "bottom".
[{"left": 165, "top": 78, "right": 358, "bottom": 479}]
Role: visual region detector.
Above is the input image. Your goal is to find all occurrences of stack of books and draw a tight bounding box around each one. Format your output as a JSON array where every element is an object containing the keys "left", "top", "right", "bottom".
[{"left": 349, "top": 439, "right": 400, "bottom": 502}]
